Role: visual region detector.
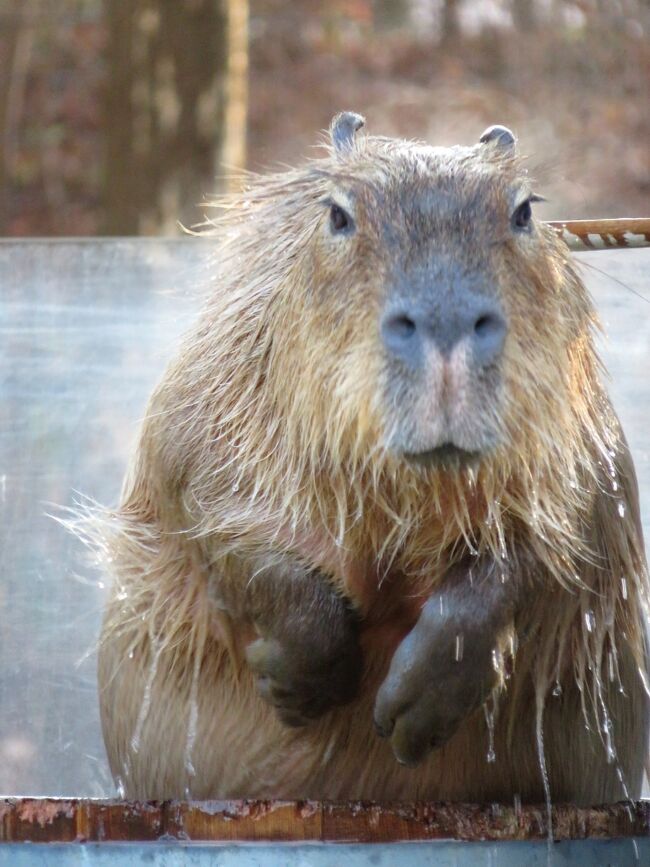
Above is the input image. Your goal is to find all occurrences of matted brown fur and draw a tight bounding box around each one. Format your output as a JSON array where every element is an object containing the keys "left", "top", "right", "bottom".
[{"left": 84, "top": 120, "right": 649, "bottom": 803}]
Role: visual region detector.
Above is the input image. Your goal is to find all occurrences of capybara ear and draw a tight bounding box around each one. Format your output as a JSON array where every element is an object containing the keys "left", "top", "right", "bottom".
[
  {"left": 478, "top": 124, "right": 516, "bottom": 154},
  {"left": 330, "top": 111, "right": 365, "bottom": 154}
]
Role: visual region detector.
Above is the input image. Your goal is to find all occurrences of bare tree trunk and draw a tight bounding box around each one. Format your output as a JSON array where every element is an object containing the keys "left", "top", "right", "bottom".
[
  {"left": 372, "top": 0, "right": 409, "bottom": 31},
  {"left": 511, "top": 0, "right": 537, "bottom": 33},
  {"left": 103, "top": 0, "right": 138, "bottom": 234},
  {"left": 222, "top": 0, "right": 248, "bottom": 190},
  {"left": 0, "top": 0, "right": 37, "bottom": 234},
  {"left": 102, "top": 0, "right": 248, "bottom": 235},
  {"left": 440, "top": 0, "right": 460, "bottom": 46}
]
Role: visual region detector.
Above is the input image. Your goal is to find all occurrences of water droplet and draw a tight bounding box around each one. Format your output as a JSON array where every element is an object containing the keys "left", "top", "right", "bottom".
[
  {"left": 130, "top": 642, "right": 164, "bottom": 754},
  {"left": 484, "top": 702, "right": 496, "bottom": 763},
  {"left": 637, "top": 666, "right": 650, "bottom": 698},
  {"left": 621, "top": 578, "right": 628, "bottom": 600},
  {"left": 116, "top": 777, "right": 126, "bottom": 798},
  {"left": 552, "top": 682, "right": 562, "bottom": 697},
  {"left": 584, "top": 610, "right": 595, "bottom": 633},
  {"left": 128, "top": 650, "right": 134, "bottom": 659},
  {"left": 614, "top": 765, "right": 632, "bottom": 804},
  {"left": 232, "top": 481, "right": 240, "bottom": 493},
  {"left": 617, "top": 502, "right": 626, "bottom": 517},
  {"left": 454, "top": 634, "right": 464, "bottom": 662},
  {"left": 612, "top": 481, "right": 618, "bottom": 492},
  {"left": 184, "top": 652, "right": 202, "bottom": 782},
  {"left": 535, "top": 704, "right": 554, "bottom": 850}
]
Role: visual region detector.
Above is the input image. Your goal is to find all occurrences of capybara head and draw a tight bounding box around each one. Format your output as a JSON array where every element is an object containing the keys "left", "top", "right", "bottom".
[{"left": 203, "top": 112, "right": 592, "bottom": 485}]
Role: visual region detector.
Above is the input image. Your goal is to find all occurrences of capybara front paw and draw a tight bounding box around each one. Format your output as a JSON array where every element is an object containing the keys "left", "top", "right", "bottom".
[
  {"left": 373, "top": 591, "right": 505, "bottom": 766},
  {"left": 246, "top": 634, "right": 362, "bottom": 727},
  {"left": 373, "top": 661, "right": 468, "bottom": 766}
]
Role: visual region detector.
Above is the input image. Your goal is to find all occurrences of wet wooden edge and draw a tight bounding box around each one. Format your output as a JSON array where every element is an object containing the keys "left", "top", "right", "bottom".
[
  {"left": 0, "top": 799, "right": 649, "bottom": 844},
  {"left": 547, "top": 218, "right": 650, "bottom": 251}
]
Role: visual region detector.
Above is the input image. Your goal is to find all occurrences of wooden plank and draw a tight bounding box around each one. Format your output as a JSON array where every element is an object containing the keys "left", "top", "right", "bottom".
[
  {"left": 547, "top": 218, "right": 650, "bottom": 251},
  {"left": 1, "top": 799, "right": 649, "bottom": 844}
]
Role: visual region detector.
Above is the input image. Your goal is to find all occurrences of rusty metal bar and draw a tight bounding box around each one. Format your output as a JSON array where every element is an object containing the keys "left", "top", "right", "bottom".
[
  {"left": 547, "top": 218, "right": 650, "bottom": 251},
  {"left": 0, "top": 799, "right": 649, "bottom": 844}
]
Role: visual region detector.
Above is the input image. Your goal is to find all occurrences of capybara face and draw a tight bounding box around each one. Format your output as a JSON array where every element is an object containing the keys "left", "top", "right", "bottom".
[
  {"left": 214, "top": 118, "right": 589, "bottom": 474},
  {"left": 317, "top": 149, "right": 524, "bottom": 462}
]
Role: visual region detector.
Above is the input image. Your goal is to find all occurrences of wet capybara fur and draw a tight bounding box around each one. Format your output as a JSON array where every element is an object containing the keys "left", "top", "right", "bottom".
[{"left": 91, "top": 114, "right": 649, "bottom": 803}]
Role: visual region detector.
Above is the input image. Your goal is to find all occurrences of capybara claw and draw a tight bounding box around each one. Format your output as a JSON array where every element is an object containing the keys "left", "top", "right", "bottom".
[{"left": 373, "top": 715, "right": 394, "bottom": 739}]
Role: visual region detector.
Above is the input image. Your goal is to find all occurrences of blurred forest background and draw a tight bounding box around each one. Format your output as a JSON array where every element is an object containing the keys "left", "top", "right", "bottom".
[{"left": 0, "top": 0, "right": 648, "bottom": 236}]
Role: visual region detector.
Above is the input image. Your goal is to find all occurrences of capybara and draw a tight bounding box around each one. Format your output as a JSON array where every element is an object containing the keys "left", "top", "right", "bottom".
[{"left": 92, "top": 113, "right": 649, "bottom": 804}]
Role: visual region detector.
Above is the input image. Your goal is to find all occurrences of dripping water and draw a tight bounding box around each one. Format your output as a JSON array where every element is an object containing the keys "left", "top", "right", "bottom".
[
  {"left": 535, "top": 694, "right": 554, "bottom": 859},
  {"left": 598, "top": 691, "right": 616, "bottom": 764},
  {"left": 589, "top": 633, "right": 636, "bottom": 816},
  {"left": 637, "top": 666, "right": 650, "bottom": 699},
  {"left": 184, "top": 647, "right": 203, "bottom": 781},
  {"left": 483, "top": 700, "right": 496, "bottom": 763},
  {"left": 130, "top": 640, "right": 164, "bottom": 755},
  {"left": 608, "top": 650, "right": 615, "bottom": 684}
]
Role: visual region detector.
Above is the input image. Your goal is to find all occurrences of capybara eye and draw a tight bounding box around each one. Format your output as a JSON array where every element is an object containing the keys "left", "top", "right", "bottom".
[
  {"left": 512, "top": 199, "right": 532, "bottom": 231},
  {"left": 330, "top": 203, "right": 353, "bottom": 234}
]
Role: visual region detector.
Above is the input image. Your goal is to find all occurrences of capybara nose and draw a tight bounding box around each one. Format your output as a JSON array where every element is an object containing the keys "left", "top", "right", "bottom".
[{"left": 381, "top": 297, "right": 507, "bottom": 368}]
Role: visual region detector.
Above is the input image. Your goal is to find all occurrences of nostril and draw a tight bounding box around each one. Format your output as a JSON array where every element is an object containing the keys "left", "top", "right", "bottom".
[
  {"left": 381, "top": 309, "right": 421, "bottom": 366},
  {"left": 385, "top": 313, "right": 416, "bottom": 340},
  {"left": 471, "top": 308, "right": 507, "bottom": 366},
  {"left": 474, "top": 312, "right": 505, "bottom": 340}
]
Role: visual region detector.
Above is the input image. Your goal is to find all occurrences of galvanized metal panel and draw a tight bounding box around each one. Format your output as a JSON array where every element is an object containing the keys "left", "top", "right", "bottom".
[{"left": 0, "top": 240, "right": 648, "bottom": 798}]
